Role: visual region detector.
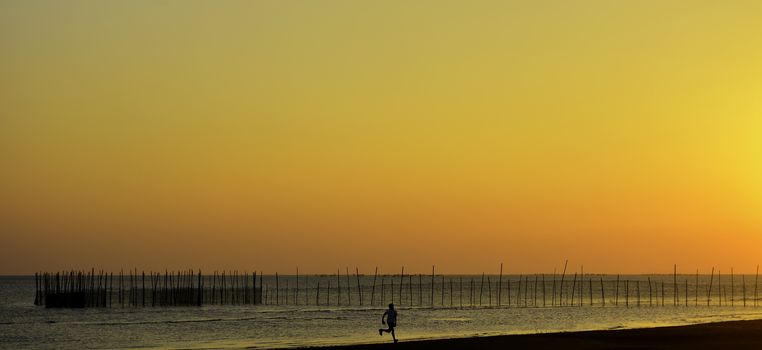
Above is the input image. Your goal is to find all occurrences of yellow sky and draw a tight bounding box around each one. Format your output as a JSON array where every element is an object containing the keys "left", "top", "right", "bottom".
[{"left": 1, "top": 1, "right": 761, "bottom": 274}]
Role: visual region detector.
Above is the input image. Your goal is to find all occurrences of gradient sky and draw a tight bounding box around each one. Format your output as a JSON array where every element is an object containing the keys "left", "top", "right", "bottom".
[{"left": 1, "top": 1, "right": 761, "bottom": 275}]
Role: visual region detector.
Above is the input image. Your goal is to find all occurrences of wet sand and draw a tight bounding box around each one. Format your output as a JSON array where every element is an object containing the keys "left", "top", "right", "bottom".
[{"left": 307, "top": 319, "right": 762, "bottom": 349}]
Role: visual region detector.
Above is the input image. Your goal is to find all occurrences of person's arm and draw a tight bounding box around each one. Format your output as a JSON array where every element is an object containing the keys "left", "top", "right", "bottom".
[{"left": 381, "top": 310, "right": 388, "bottom": 324}]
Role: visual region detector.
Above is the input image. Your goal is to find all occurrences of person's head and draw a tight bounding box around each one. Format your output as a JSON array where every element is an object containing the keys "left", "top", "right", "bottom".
[{"left": 388, "top": 303, "right": 394, "bottom": 310}]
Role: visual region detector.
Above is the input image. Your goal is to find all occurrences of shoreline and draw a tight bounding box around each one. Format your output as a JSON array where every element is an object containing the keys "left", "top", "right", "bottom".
[{"left": 301, "top": 319, "right": 762, "bottom": 349}]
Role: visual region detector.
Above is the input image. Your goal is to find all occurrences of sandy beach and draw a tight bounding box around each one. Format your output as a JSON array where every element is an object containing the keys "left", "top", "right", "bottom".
[{"left": 309, "top": 319, "right": 762, "bottom": 350}]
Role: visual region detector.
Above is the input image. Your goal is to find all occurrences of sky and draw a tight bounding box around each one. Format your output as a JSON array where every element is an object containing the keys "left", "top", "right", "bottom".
[{"left": 1, "top": 0, "right": 761, "bottom": 275}]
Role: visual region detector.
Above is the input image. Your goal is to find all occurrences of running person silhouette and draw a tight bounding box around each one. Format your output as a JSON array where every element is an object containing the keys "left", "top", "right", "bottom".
[{"left": 378, "top": 303, "right": 398, "bottom": 343}]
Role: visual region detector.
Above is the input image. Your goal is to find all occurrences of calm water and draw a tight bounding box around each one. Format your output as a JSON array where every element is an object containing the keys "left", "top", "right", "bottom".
[{"left": 3, "top": 274, "right": 762, "bottom": 349}]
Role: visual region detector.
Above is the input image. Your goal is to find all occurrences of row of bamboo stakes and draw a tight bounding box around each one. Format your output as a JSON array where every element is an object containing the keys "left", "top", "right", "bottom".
[{"left": 35, "top": 263, "right": 762, "bottom": 309}]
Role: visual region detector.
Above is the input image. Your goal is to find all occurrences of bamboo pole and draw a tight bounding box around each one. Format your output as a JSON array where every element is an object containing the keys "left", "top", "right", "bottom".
[
  {"left": 459, "top": 277, "right": 463, "bottom": 308},
  {"left": 218, "top": 270, "right": 224, "bottom": 305},
  {"left": 391, "top": 274, "right": 394, "bottom": 304},
  {"left": 487, "top": 276, "right": 492, "bottom": 306},
  {"left": 479, "top": 273, "right": 484, "bottom": 306},
  {"left": 652, "top": 279, "right": 657, "bottom": 307},
  {"left": 570, "top": 273, "right": 577, "bottom": 306},
  {"left": 304, "top": 274, "right": 309, "bottom": 305},
  {"left": 724, "top": 285, "right": 727, "bottom": 306},
  {"left": 507, "top": 279, "right": 511, "bottom": 307},
  {"left": 337, "top": 269, "right": 341, "bottom": 306},
  {"left": 559, "top": 260, "right": 568, "bottom": 306},
  {"left": 674, "top": 264, "right": 678, "bottom": 306},
  {"left": 543, "top": 274, "right": 547, "bottom": 307},
  {"left": 102, "top": 271, "right": 107, "bottom": 307},
  {"left": 197, "top": 270, "right": 202, "bottom": 306},
  {"left": 120, "top": 269, "right": 124, "bottom": 307},
  {"left": 164, "top": 270, "right": 169, "bottom": 306},
  {"left": 419, "top": 274, "right": 423, "bottom": 306},
  {"left": 552, "top": 268, "right": 556, "bottom": 307},
  {"left": 718, "top": 270, "right": 722, "bottom": 306},
  {"left": 754, "top": 265, "right": 759, "bottom": 307},
  {"left": 708, "top": 267, "right": 714, "bottom": 306},
  {"left": 498, "top": 263, "right": 503, "bottom": 306},
  {"left": 693, "top": 269, "right": 698, "bottom": 306},
  {"left": 110, "top": 272, "right": 114, "bottom": 307},
  {"left": 636, "top": 280, "right": 640, "bottom": 307},
  {"left": 133, "top": 269, "right": 138, "bottom": 307},
  {"left": 442, "top": 275, "right": 445, "bottom": 306},
  {"left": 34, "top": 272, "right": 39, "bottom": 306},
  {"left": 211, "top": 272, "right": 216, "bottom": 305},
  {"left": 43, "top": 273, "right": 48, "bottom": 307},
  {"left": 517, "top": 275, "right": 522, "bottom": 307},
  {"left": 356, "top": 267, "right": 362, "bottom": 306},
  {"left": 431, "top": 266, "right": 435, "bottom": 307},
  {"left": 371, "top": 267, "right": 378, "bottom": 306},
  {"left": 346, "top": 267, "right": 351, "bottom": 306},
  {"left": 399, "top": 267, "right": 404, "bottom": 306},
  {"left": 152, "top": 273, "right": 158, "bottom": 306},
  {"left": 409, "top": 274, "right": 413, "bottom": 306},
  {"left": 579, "top": 265, "right": 585, "bottom": 306},
  {"left": 470, "top": 278, "right": 474, "bottom": 306},
  {"left": 449, "top": 277, "right": 453, "bottom": 306},
  {"left": 381, "top": 276, "right": 384, "bottom": 304},
  {"left": 253, "top": 271, "right": 257, "bottom": 305}
]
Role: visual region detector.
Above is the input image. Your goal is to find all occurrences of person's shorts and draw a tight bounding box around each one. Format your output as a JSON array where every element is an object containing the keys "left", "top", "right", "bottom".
[{"left": 388, "top": 322, "right": 396, "bottom": 328}]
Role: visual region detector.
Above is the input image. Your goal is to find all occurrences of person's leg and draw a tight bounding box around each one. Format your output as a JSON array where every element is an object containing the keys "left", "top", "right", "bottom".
[{"left": 391, "top": 327, "right": 397, "bottom": 342}]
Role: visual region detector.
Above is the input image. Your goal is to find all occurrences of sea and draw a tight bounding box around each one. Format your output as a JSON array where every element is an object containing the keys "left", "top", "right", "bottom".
[{"left": 3, "top": 274, "right": 762, "bottom": 349}]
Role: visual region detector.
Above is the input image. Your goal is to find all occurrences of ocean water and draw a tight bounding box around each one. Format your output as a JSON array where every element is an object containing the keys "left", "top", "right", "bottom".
[{"left": 3, "top": 274, "right": 762, "bottom": 349}]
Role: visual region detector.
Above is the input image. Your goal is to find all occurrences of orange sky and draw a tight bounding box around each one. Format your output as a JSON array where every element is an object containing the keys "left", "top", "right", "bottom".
[{"left": 1, "top": 1, "right": 761, "bottom": 274}]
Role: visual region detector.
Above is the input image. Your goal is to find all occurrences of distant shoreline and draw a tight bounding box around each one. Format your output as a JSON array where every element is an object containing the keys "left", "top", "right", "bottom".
[{"left": 302, "top": 319, "right": 762, "bottom": 349}]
